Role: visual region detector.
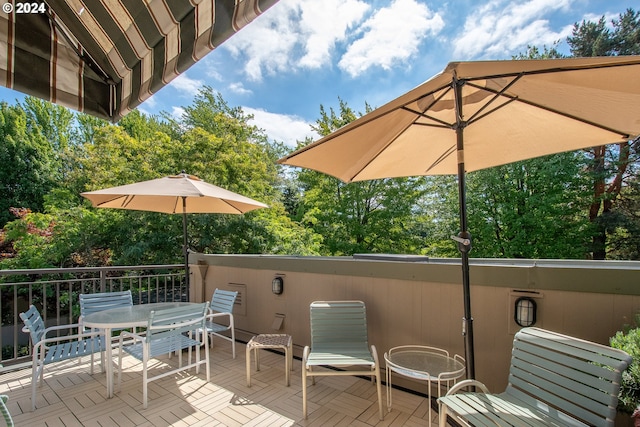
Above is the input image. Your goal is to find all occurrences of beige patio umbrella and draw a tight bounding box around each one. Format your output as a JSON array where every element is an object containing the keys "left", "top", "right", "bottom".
[
  {"left": 81, "top": 172, "right": 268, "bottom": 299},
  {"left": 279, "top": 55, "right": 640, "bottom": 379}
]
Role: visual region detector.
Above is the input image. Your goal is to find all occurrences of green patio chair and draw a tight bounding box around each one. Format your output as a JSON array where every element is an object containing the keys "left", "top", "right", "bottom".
[
  {"left": 302, "top": 300, "right": 384, "bottom": 420},
  {"left": 197, "top": 289, "right": 238, "bottom": 358},
  {"left": 79, "top": 290, "right": 134, "bottom": 365},
  {"left": 117, "top": 303, "right": 209, "bottom": 408},
  {"left": 20, "top": 305, "right": 104, "bottom": 411},
  {"left": 0, "top": 395, "right": 14, "bottom": 427}
]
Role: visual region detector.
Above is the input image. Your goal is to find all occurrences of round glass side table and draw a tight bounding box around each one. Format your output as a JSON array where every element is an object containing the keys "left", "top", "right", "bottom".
[{"left": 384, "top": 345, "right": 465, "bottom": 427}]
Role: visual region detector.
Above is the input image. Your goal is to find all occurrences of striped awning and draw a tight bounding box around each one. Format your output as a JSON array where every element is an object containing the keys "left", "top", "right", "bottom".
[{"left": 0, "top": 0, "right": 278, "bottom": 122}]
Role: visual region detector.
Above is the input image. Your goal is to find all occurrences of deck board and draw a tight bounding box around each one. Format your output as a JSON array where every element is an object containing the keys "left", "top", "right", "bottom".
[{"left": 0, "top": 341, "right": 451, "bottom": 426}]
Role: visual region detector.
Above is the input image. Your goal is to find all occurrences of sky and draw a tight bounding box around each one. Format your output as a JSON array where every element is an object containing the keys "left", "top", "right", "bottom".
[{"left": 0, "top": 0, "right": 636, "bottom": 147}]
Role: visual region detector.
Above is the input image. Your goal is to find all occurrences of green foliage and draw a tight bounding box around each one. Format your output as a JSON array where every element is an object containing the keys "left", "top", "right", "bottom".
[
  {"left": 465, "top": 153, "right": 592, "bottom": 259},
  {"left": 2, "top": 7, "right": 639, "bottom": 265},
  {"left": 295, "top": 99, "right": 427, "bottom": 255},
  {"left": 610, "top": 317, "right": 640, "bottom": 413},
  {"left": 0, "top": 102, "right": 57, "bottom": 226}
]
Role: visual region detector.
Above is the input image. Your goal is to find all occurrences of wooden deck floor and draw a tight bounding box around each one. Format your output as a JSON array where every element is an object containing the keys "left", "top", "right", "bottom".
[{"left": 0, "top": 338, "right": 449, "bottom": 426}]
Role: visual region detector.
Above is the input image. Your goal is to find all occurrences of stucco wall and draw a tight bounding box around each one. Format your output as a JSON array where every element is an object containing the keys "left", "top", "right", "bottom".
[{"left": 189, "top": 254, "right": 640, "bottom": 394}]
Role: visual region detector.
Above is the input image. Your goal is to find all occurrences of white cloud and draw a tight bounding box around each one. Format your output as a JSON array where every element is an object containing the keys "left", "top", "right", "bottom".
[
  {"left": 297, "top": 0, "right": 370, "bottom": 69},
  {"left": 229, "top": 82, "right": 252, "bottom": 96},
  {"left": 223, "top": 0, "right": 369, "bottom": 81},
  {"left": 168, "top": 73, "right": 204, "bottom": 97},
  {"left": 339, "top": 0, "right": 445, "bottom": 77},
  {"left": 244, "top": 106, "right": 319, "bottom": 146},
  {"left": 170, "top": 106, "right": 185, "bottom": 120},
  {"left": 452, "top": 0, "right": 574, "bottom": 59}
]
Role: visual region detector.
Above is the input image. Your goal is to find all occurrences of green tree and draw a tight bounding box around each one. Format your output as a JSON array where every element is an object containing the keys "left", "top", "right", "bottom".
[
  {"left": 295, "top": 99, "right": 427, "bottom": 255},
  {"left": 568, "top": 8, "right": 640, "bottom": 259},
  {"left": 466, "top": 154, "right": 591, "bottom": 258},
  {"left": 0, "top": 103, "right": 57, "bottom": 226}
]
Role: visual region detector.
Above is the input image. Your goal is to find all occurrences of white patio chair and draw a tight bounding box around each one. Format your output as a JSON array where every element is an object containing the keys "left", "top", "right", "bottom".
[
  {"left": 20, "top": 305, "right": 104, "bottom": 411},
  {"left": 116, "top": 303, "right": 209, "bottom": 408},
  {"left": 302, "top": 300, "right": 384, "bottom": 420}
]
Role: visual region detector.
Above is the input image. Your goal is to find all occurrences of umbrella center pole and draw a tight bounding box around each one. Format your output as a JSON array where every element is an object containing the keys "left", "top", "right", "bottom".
[
  {"left": 454, "top": 76, "right": 476, "bottom": 381},
  {"left": 182, "top": 197, "right": 190, "bottom": 301}
]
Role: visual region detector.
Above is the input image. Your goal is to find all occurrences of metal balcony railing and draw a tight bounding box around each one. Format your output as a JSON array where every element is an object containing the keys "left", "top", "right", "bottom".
[{"left": 0, "top": 264, "right": 186, "bottom": 367}]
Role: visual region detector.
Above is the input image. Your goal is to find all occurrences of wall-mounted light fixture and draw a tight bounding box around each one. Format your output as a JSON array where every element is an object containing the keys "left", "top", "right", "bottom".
[
  {"left": 272, "top": 276, "right": 284, "bottom": 295},
  {"left": 514, "top": 296, "right": 537, "bottom": 327}
]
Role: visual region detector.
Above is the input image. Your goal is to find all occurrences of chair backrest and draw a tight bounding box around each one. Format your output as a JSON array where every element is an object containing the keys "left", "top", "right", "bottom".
[
  {"left": 79, "top": 291, "right": 133, "bottom": 319},
  {"left": 310, "top": 301, "right": 370, "bottom": 350},
  {"left": 0, "top": 395, "right": 14, "bottom": 427},
  {"left": 146, "top": 303, "right": 208, "bottom": 342},
  {"left": 19, "top": 305, "right": 46, "bottom": 345},
  {"left": 209, "top": 289, "right": 238, "bottom": 314},
  {"left": 506, "top": 327, "right": 632, "bottom": 427}
]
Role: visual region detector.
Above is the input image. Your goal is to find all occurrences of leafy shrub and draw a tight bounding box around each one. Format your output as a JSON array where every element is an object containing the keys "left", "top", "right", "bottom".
[{"left": 611, "top": 316, "right": 640, "bottom": 414}]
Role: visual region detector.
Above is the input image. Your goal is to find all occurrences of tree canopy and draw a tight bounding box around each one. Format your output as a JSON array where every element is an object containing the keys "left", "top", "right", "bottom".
[{"left": 1, "top": 7, "right": 638, "bottom": 267}]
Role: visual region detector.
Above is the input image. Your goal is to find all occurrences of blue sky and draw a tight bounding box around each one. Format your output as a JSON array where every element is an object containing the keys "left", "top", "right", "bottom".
[{"left": 0, "top": 0, "right": 635, "bottom": 147}]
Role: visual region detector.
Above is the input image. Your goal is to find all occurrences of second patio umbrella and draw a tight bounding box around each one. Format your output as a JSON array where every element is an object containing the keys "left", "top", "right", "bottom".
[
  {"left": 279, "top": 55, "right": 640, "bottom": 379},
  {"left": 81, "top": 172, "right": 268, "bottom": 299}
]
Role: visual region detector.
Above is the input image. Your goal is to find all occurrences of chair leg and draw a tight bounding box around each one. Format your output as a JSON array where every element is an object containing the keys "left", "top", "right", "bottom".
[
  {"left": 302, "top": 367, "right": 307, "bottom": 419},
  {"left": 31, "top": 364, "right": 38, "bottom": 411},
  {"left": 142, "top": 357, "right": 148, "bottom": 409},
  {"left": 117, "top": 345, "right": 123, "bottom": 392},
  {"left": 375, "top": 366, "right": 384, "bottom": 420},
  {"left": 204, "top": 336, "right": 210, "bottom": 382},
  {"left": 230, "top": 319, "right": 236, "bottom": 359}
]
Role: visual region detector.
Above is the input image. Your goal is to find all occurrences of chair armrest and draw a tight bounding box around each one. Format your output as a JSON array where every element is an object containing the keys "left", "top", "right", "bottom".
[
  {"left": 444, "top": 379, "right": 490, "bottom": 396},
  {"left": 118, "top": 330, "right": 146, "bottom": 344},
  {"left": 206, "top": 312, "right": 232, "bottom": 321},
  {"left": 32, "top": 329, "right": 103, "bottom": 354},
  {"left": 42, "top": 322, "right": 83, "bottom": 337},
  {"left": 370, "top": 344, "right": 380, "bottom": 365},
  {"left": 302, "top": 345, "right": 310, "bottom": 365}
]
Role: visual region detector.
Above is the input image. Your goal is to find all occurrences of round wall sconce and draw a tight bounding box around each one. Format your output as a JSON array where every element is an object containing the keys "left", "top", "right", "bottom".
[
  {"left": 272, "top": 276, "right": 284, "bottom": 295},
  {"left": 514, "top": 296, "right": 537, "bottom": 327}
]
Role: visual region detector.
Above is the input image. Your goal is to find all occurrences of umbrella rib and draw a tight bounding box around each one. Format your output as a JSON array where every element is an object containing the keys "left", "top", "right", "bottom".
[
  {"left": 465, "top": 75, "right": 523, "bottom": 124},
  {"left": 466, "top": 79, "right": 632, "bottom": 137},
  {"left": 424, "top": 145, "right": 457, "bottom": 174},
  {"left": 346, "top": 104, "right": 436, "bottom": 182},
  {"left": 279, "top": 83, "right": 454, "bottom": 162},
  {"left": 221, "top": 200, "right": 246, "bottom": 214},
  {"left": 463, "top": 59, "right": 640, "bottom": 83},
  {"left": 401, "top": 106, "right": 454, "bottom": 129}
]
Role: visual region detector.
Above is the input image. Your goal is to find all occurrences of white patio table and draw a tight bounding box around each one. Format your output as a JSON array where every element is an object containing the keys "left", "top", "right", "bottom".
[{"left": 83, "top": 302, "right": 197, "bottom": 398}]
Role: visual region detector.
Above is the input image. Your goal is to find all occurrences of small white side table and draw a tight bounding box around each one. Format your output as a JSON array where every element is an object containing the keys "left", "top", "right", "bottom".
[
  {"left": 384, "top": 345, "right": 465, "bottom": 427},
  {"left": 246, "top": 334, "right": 293, "bottom": 387}
]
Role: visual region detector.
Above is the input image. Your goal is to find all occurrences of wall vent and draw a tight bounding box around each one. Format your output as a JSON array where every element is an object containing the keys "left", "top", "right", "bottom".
[{"left": 225, "top": 282, "right": 247, "bottom": 316}]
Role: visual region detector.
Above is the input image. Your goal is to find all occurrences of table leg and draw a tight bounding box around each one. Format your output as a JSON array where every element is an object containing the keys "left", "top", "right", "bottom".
[
  {"left": 104, "top": 327, "right": 113, "bottom": 398},
  {"left": 386, "top": 367, "right": 392, "bottom": 412},
  {"left": 246, "top": 344, "right": 252, "bottom": 387},
  {"left": 427, "top": 379, "right": 432, "bottom": 427}
]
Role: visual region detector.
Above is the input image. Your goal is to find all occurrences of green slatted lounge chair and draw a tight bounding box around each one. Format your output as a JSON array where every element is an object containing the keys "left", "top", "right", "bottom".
[
  {"left": 302, "top": 300, "right": 384, "bottom": 420},
  {"left": 0, "top": 395, "right": 14, "bottom": 427}
]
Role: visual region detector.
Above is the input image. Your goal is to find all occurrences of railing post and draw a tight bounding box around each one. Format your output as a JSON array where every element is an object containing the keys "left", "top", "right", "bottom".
[{"left": 100, "top": 269, "right": 106, "bottom": 293}]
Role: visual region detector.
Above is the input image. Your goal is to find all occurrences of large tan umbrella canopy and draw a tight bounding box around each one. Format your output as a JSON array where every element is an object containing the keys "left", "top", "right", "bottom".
[
  {"left": 279, "top": 55, "right": 640, "bottom": 379},
  {"left": 0, "top": 0, "right": 278, "bottom": 122},
  {"left": 81, "top": 172, "right": 268, "bottom": 299}
]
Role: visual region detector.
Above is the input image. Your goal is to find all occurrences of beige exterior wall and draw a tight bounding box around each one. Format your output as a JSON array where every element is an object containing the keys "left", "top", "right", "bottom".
[{"left": 189, "top": 254, "right": 640, "bottom": 394}]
